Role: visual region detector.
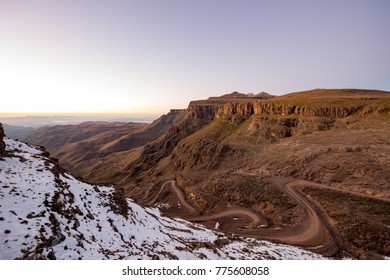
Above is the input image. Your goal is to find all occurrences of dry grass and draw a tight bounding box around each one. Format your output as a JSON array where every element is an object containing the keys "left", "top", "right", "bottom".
[{"left": 303, "top": 186, "right": 390, "bottom": 259}]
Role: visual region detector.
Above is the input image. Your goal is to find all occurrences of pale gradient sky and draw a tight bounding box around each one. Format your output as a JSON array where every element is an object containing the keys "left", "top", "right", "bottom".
[{"left": 1, "top": 0, "right": 389, "bottom": 115}]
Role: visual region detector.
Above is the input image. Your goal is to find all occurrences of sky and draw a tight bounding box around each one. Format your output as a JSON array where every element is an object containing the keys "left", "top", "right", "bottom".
[{"left": 0, "top": 0, "right": 389, "bottom": 115}]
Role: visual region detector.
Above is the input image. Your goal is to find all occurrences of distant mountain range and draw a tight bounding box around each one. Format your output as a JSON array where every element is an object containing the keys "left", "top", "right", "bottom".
[
  {"left": 2, "top": 124, "right": 35, "bottom": 138},
  {"left": 1, "top": 115, "right": 158, "bottom": 128}
]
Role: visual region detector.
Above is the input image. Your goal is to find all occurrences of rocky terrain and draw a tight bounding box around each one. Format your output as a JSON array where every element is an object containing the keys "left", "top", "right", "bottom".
[
  {"left": 20, "top": 89, "right": 390, "bottom": 259},
  {"left": 0, "top": 136, "right": 324, "bottom": 260},
  {"left": 0, "top": 123, "right": 5, "bottom": 157}
]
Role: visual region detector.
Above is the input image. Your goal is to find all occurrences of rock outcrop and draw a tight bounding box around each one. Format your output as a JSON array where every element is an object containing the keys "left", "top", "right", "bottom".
[
  {"left": 0, "top": 123, "right": 5, "bottom": 157},
  {"left": 187, "top": 103, "right": 219, "bottom": 121},
  {"left": 215, "top": 89, "right": 390, "bottom": 119},
  {"left": 212, "top": 94, "right": 390, "bottom": 142},
  {"left": 216, "top": 101, "right": 365, "bottom": 119}
]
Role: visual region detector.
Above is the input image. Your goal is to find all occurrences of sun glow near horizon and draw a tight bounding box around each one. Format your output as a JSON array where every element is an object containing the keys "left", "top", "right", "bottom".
[
  {"left": 0, "top": 46, "right": 174, "bottom": 115},
  {"left": 1, "top": 1, "right": 389, "bottom": 117}
]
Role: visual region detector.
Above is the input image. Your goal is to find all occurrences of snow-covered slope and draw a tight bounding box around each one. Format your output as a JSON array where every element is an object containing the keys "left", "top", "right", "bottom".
[{"left": 0, "top": 138, "right": 325, "bottom": 260}]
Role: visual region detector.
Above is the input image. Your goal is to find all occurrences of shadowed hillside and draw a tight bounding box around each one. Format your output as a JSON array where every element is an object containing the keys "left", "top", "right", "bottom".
[{"left": 21, "top": 110, "right": 185, "bottom": 180}]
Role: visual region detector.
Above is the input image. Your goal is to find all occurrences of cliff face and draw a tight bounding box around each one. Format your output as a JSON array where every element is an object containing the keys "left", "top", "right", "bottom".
[
  {"left": 189, "top": 92, "right": 390, "bottom": 128},
  {"left": 212, "top": 96, "right": 390, "bottom": 143},
  {"left": 216, "top": 101, "right": 365, "bottom": 119},
  {"left": 0, "top": 123, "right": 5, "bottom": 157},
  {"left": 216, "top": 88, "right": 390, "bottom": 119},
  {"left": 187, "top": 103, "right": 219, "bottom": 121}
]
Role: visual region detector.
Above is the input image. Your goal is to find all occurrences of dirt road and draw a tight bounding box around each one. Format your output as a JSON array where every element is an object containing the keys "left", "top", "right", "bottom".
[
  {"left": 145, "top": 180, "right": 199, "bottom": 215},
  {"left": 189, "top": 207, "right": 268, "bottom": 228},
  {"left": 259, "top": 177, "right": 337, "bottom": 253},
  {"left": 150, "top": 177, "right": 384, "bottom": 255}
]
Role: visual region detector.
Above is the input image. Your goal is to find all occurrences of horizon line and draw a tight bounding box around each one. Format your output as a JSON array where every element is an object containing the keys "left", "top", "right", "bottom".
[{"left": 0, "top": 112, "right": 167, "bottom": 118}]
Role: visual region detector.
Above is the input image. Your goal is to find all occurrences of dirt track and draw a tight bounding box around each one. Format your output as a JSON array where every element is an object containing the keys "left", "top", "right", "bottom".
[
  {"left": 261, "top": 177, "right": 338, "bottom": 253},
  {"left": 189, "top": 207, "right": 268, "bottom": 228},
  {"left": 150, "top": 177, "right": 388, "bottom": 255}
]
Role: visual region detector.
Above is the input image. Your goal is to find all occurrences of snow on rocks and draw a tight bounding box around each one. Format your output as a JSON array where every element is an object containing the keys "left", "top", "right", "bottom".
[{"left": 0, "top": 138, "right": 326, "bottom": 260}]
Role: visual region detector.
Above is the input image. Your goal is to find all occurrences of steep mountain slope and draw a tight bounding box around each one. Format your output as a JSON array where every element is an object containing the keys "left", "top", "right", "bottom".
[
  {"left": 22, "top": 121, "right": 147, "bottom": 151},
  {"left": 21, "top": 109, "right": 185, "bottom": 180},
  {"left": 0, "top": 137, "right": 323, "bottom": 260},
  {"left": 2, "top": 124, "right": 35, "bottom": 139}
]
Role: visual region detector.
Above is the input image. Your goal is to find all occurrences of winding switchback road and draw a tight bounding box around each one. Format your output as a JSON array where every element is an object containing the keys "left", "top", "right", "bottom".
[{"left": 148, "top": 176, "right": 388, "bottom": 255}]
